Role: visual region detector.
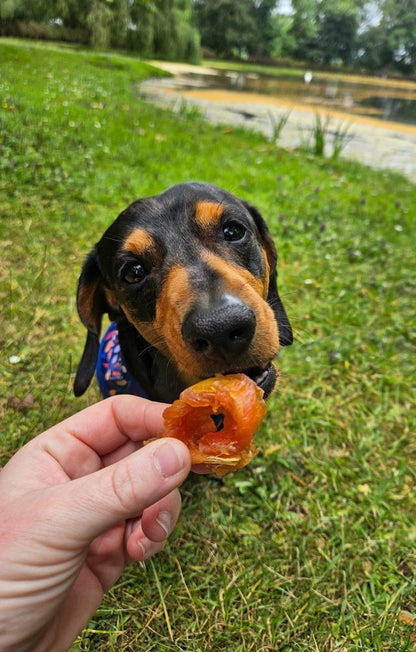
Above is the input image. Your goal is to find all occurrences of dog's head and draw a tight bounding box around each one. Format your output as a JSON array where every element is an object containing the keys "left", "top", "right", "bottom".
[{"left": 74, "top": 182, "right": 292, "bottom": 401}]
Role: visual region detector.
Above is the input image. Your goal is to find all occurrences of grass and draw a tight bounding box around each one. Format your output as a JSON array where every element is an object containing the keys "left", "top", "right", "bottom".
[
  {"left": 1, "top": 39, "right": 415, "bottom": 651},
  {"left": 203, "top": 57, "right": 313, "bottom": 79},
  {"left": 267, "top": 109, "right": 292, "bottom": 145},
  {"left": 299, "top": 113, "right": 352, "bottom": 159}
]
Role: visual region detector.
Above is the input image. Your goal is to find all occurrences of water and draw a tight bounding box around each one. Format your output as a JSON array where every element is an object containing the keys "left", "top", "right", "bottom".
[{"left": 172, "top": 69, "right": 416, "bottom": 127}]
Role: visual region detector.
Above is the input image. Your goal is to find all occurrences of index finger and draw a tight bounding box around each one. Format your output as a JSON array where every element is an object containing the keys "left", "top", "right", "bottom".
[{"left": 48, "top": 395, "right": 168, "bottom": 457}]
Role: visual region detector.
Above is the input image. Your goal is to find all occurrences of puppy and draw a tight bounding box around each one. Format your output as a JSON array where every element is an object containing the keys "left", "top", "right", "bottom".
[{"left": 74, "top": 182, "right": 292, "bottom": 402}]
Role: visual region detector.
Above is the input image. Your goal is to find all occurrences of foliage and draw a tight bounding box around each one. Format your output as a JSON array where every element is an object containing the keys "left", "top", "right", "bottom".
[
  {"left": 318, "top": 0, "right": 359, "bottom": 66},
  {"left": 85, "top": 0, "right": 113, "bottom": 49},
  {"left": 267, "top": 109, "right": 291, "bottom": 144},
  {"left": 331, "top": 120, "right": 353, "bottom": 159},
  {"left": 0, "top": 0, "right": 201, "bottom": 62},
  {"left": 381, "top": 0, "right": 416, "bottom": 73},
  {"left": 300, "top": 113, "right": 353, "bottom": 159},
  {"left": 1, "top": 40, "right": 416, "bottom": 651},
  {"left": 194, "top": 0, "right": 258, "bottom": 59},
  {"left": 357, "top": 23, "right": 394, "bottom": 72},
  {"left": 197, "top": 0, "right": 416, "bottom": 74},
  {"left": 194, "top": 0, "right": 279, "bottom": 59},
  {"left": 312, "top": 112, "right": 330, "bottom": 155},
  {"left": 2, "top": 0, "right": 416, "bottom": 72},
  {"left": 270, "top": 11, "right": 296, "bottom": 59},
  {"left": 128, "top": 0, "right": 201, "bottom": 63},
  {"left": 288, "top": 0, "right": 321, "bottom": 62},
  {"left": 0, "top": 18, "right": 88, "bottom": 42}
]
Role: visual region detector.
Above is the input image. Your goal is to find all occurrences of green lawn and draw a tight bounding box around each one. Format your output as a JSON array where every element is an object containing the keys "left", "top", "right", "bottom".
[{"left": 1, "top": 39, "right": 415, "bottom": 651}]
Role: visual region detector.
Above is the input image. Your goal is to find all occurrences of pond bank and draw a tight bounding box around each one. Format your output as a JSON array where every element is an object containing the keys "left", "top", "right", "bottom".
[{"left": 142, "top": 61, "right": 416, "bottom": 183}]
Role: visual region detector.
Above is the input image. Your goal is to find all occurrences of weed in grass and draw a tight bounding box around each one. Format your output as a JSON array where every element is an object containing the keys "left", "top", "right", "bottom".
[
  {"left": 312, "top": 112, "right": 331, "bottom": 156},
  {"left": 175, "top": 97, "right": 204, "bottom": 121},
  {"left": 1, "top": 39, "right": 416, "bottom": 651},
  {"left": 298, "top": 125, "right": 314, "bottom": 153},
  {"left": 300, "top": 113, "right": 353, "bottom": 160},
  {"left": 332, "top": 120, "right": 353, "bottom": 160},
  {"left": 267, "top": 109, "right": 291, "bottom": 144}
]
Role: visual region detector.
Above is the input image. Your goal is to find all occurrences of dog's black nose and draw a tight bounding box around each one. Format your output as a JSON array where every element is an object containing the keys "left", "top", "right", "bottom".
[{"left": 182, "top": 297, "right": 256, "bottom": 358}]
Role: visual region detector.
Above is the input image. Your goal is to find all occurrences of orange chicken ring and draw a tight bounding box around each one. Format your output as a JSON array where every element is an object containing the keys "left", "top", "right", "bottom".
[{"left": 159, "top": 373, "right": 267, "bottom": 476}]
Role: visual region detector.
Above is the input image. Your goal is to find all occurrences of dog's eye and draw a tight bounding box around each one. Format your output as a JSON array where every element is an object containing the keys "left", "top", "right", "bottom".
[
  {"left": 222, "top": 221, "right": 246, "bottom": 242},
  {"left": 123, "top": 263, "right": 147, "bottom": 284}
]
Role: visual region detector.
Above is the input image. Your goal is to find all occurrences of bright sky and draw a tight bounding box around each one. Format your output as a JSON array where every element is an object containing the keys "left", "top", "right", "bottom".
[
  {"left": 278, "top": 0, "right": 293, "bottom": 15},
  {"left": 277, "top": 1, "right": 380, "bottom": 26}
]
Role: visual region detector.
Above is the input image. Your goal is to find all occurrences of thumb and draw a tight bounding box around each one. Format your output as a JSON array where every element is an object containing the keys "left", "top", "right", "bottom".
[{"left": 49, "top": 438, "right": 191, "bottom": 544}]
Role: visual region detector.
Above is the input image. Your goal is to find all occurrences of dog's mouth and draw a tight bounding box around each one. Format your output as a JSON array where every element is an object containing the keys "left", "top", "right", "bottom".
[{"left": 212, "top": 361, "right": 277, "bottom": 399}]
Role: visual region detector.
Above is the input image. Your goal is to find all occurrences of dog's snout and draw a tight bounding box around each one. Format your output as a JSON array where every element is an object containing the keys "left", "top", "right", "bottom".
[{"left": 182, "top": 297, "right": 256, "bottom": 358}]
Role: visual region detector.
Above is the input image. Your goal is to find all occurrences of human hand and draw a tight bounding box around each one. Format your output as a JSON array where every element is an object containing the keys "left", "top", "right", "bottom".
[{"left": 0, "top": 395, "right": 191, "bottom": 652}]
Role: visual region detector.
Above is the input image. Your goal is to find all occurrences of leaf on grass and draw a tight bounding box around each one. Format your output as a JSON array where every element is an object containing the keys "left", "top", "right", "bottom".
[
  {"left": 357, "top": 483, "right": 371, "bottom": 495},
  {"left": 264, "top": 443, "right": 282, "bottom": 457},
  {"left": 398, "top": 611, "right": 416, "bottom": 627},
  {"left": 7, "top": 394, "right": 35, "bottom": 411}
]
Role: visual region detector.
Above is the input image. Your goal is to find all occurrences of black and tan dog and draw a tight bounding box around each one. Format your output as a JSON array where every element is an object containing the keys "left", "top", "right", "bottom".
[{"left": 74, "top": 182, "right": 292, "bottom": 403}]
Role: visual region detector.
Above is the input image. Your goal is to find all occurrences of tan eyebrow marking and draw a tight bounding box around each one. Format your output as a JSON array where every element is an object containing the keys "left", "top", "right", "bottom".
[
  {"left": 124, "top": 228, "right": 156, "bottom": 255},
  {"left": 194, "top": 201, "right": 223, "bottom": 228}
]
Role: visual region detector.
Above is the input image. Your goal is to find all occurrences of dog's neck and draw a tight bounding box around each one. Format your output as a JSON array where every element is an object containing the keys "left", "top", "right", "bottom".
[{"left": 116, "top": 318, "right": 186, "bottom": 403}]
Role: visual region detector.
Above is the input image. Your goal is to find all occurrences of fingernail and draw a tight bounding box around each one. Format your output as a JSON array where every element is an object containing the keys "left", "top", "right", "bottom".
[
  {"left": 153, "top": 441, "right": 184, "bottom": 478},
  {"left": 156, "top": 511, "right": 172, "bottom": 537}
]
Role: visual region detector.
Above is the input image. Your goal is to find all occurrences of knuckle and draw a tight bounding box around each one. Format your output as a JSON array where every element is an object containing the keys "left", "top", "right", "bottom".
[{"left": 109, "top": 460, "right": 144, "bottom": 516}]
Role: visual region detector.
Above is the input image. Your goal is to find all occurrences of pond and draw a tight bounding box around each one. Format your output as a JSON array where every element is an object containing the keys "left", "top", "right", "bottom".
[{"left": 169, "top": 68, "right": 416, "bottom": 127}]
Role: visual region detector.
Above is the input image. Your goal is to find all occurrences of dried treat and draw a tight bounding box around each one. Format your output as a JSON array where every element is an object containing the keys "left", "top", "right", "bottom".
[{"left": 159, "top": 374, "right": 267, "bottom": 476}]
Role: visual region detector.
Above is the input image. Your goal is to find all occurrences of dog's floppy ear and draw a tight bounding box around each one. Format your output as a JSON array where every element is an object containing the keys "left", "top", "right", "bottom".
[
  {"left": 243, "top": 201, "right": 293, "bottom": 346},
  {"left": 74, "top": 247, "right": 111, "bottom": 396}
]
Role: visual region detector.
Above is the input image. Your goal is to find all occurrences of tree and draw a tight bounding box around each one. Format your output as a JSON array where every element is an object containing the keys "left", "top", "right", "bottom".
[
  {"left": 382, "top": 0, "right": 416, "bottom": 73},
  {"left": 0, "top": 0, "right": 201, "bottom": 61},
  {"left": 128, "top": 0, "right": 200, "bottom": 62},
  {"left": 288, "top": 0, "right": 321, "bottom": 62},
  {"left": 357, "top": 23, "right": 394, "bottom": 71},
  {"left": 86, "top": 0, "right": 113, "bottom": 49},
  {"left": 109, "top": 0, "right": 130, "bottom": 47},
  {"left": 0, "top": 0, "right": 56, "bottom": 21},
  {"left": 195, "top": 0, "right": 257, "bottom": 58},
  {"left": 251, "top": 0, "right": 278, "bottom": 57},
  {"left": 194, "top": 0, "right": 280, "bottom": 59},
  {"left": 270, "top": 12, "right": 296, "bottom": 58},
  {"left": 318, "top": 0, "right": 359, "bottom": 65},
  {"left": 358, "top": 0, "right": 416, "bottom": 73}
]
